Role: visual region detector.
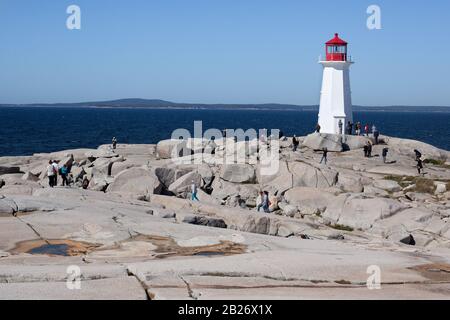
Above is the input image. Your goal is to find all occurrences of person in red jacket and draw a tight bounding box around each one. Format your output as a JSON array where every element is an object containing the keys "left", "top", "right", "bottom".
[{"left": 364, "top": 124, "right": 369, "bottom": 136}]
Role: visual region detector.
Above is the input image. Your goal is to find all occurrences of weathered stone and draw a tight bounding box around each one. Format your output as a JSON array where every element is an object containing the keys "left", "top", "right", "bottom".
[
  {"left": 373, "top": 179, "right": 402, "bottom": 192},
  {"left": 0, "top": 166, "right": 21, "bottom": 175},
  {"left": 323, "top": 195, "right": 407, "bottom": 230},
  {"left": 156, "top": 139, "right": 189, "bottom": 159},
  {"left": 168, "top": 171, "right": 202, "bottom": 195},
  {"left": 302, "top": 133, "right": 343, "bottom": 152},
  {"left": 220, "top": 164, "right": 256, "bottom": 184},
  {"left": 106, "top": 167, "right": 163, "bottom": 199}
]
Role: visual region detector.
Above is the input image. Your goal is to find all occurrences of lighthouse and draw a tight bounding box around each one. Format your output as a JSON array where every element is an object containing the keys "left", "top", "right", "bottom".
[{"left": 318, "top": 33, "right": 354, "bottom": 134}]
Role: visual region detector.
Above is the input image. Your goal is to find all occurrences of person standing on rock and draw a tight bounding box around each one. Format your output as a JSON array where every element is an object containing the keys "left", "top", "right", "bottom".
[
  {"left": 82, "top": 176, "right": 90, "bottom": 189},
  {"left": 292, "top": 135, "right": 299, "bottom": 152},
  {"left": 51, "top": 160, "right": 59, "bottom": 186},
  {"left": 373, "top": 127, "right": 380, "bottom": 145},
  {"left": 262, "top": 191, "right": 270, "bottom": 213},
  {"left": 363, "top": 143, "right": 369, "bottom": 157},
  {"left": 416, "top": 158, "right": 424, "bottom": 175},
  {"left": 60, "top": 164, "right": 69, "bottom": 186},
  {"left": 191, "top": 180, "right": 199, "bottom": 201},
  {"left": 256, "top": 191, "right": 264, "bottom": 212},
  {"left": 367, "top": 141, "right": 373, "bottom": 158},
  {"left": 364, "top": 124, "right": 369, "bottom": 136},
  {"left": 338, "top": 120, "right": 343, "bottom": 134},
  {"left": 355, "top": 122, "right": 361, "bottom": 136},
  {"left": 347, "top": 121, "right": 353, "bottom": 135},
  {"left": 315, "top": 123, "right": 321, "bottom": 133},
  {"left": 320, "top": 147, "right": 328, "bottom": 165},
  {"left": 112, "top": 137, "right": 117, "bottom": 150},
  {"left": 382, "top": 147, "right": 389, "bottom": 163},
  {"left": 47, "top": 160, "right": 56, "bottom": 187}
]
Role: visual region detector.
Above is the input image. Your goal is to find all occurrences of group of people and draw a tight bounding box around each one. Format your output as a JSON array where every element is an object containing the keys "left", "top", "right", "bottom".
[{"left": 46, "top": 160, "right": 72, "bottom": 187}]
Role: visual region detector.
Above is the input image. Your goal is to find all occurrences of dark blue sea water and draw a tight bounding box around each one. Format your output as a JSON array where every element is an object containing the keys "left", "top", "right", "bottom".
[{"left": 0, "top": 107, "right": 449, "bottom": 156}]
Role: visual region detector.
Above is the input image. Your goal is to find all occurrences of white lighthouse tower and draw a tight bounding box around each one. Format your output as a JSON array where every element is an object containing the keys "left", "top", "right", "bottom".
[{"left": 318, "top": 33, "right": 354, "bottom": 134}]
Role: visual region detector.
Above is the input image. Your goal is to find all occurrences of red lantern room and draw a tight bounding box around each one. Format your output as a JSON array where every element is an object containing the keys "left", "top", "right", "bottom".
[{"left": 325, "top": 33, "right": 348, "bottom": 61}]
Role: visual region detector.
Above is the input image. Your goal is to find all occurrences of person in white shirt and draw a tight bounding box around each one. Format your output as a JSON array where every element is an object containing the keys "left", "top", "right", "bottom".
[
  {"left": 52, "top": 160, "right": 59, "bottom": 186},
  {"left": 47, "top": 160, "right": 56, "bottom": 187}
]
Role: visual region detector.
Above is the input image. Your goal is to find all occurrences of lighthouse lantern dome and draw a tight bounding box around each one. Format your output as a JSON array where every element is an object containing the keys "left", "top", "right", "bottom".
[{"left": 325, "top": 33, "right": 348, "bottom": 61}]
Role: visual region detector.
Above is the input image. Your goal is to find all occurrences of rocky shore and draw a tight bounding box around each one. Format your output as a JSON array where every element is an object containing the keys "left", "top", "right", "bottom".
[{"left": 1, "top": 133, "right": 450, "bottom": 299}]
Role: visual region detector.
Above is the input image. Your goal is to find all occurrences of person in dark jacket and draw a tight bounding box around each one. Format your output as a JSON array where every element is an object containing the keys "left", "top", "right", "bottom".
[
  {"left": 320, "top": 147, "right": 328, "bottom": 164},
  {"left": 417, "top": 158, "right": 424, "bottom": 175},
  {"left": 414, "top": 149, "right": 422, "bottom": 161},
  {"left": 292, "top": 135, "right": 299, "bottom": 152},
  {"left": 382, "top": 147, "right": 389, "bottom": 163},
  {"left": 373, "top": 128, "right": 380, "bottom": 145},
  {"left": 347, "top": 121, "right": 353, "bottom": 135}
]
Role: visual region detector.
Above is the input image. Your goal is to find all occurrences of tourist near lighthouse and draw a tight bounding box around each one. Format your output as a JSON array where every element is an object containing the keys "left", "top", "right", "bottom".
[{"left": 318, "top": 33, "right": 354, "bottom": 134}]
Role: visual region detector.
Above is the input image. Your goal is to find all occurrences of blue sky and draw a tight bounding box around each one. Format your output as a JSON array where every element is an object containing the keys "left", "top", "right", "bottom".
[{"left": 0, "top": 0, "right": 449, "bottom": 106}]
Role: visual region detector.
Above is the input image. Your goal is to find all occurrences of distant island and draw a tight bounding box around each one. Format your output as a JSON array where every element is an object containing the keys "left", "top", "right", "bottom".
[{"left": 1, "top": 98, "right": 449, "bottom": 112}]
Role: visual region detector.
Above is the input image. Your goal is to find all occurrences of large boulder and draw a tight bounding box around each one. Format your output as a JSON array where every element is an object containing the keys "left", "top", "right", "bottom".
[
  {"left": 156, "top": 139, "right": 190, "bottom": 159},
  {"left": 342, "top": 135, "right": 372, "bottom": 150},
  {"left": 84, "top": 149, "right": 118, "bottom": 160},
  {"left": 323, "top": 194, "right": 407, "bottom": 230},
  {"left": 0, "top": 167, "right": 21, "bottom": 175},
  {"left": 337, "top": 172, "right": 364, "bottom": 193},
  {"left": 258, "top": 161, "right": 338, "bottom": 195},
  {"left": 106, "top": 168, "right": 163, "bottom": 199},
  {"left": 290, "top": 162, "right": 338, "bottom": 188},
  {"left": 385, "top": 136, "right": 449, "bottom": 161},
  {"left": 168, "top": 171, "right": 202, "bottom": 195},
  {"left": 373, "top": 179, "right": 402, "bottom": 192},
  {"left": 211, "top": 178, "right": 259, "bottom": 203},
  {"left": 284, "top": 187, "right": 336, "bottom": 213},
  {"left": 0, "top": 197, "right": 17, "bottom": 216},
  {"left": 302, "top": 133, "right": 343, "bottom": 152},
  {"left": 220, "top": 164, "right": 256, "bottom": 184}
]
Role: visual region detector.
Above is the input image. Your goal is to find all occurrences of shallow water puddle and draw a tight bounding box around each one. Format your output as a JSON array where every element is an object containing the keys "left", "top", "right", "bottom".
[
  {"left": 125, "top": 234, "right": 247, "bottom": 259},
  {"left": 11, "top": 239, "right": 100, "bottom": 257},
  {"left": 10, "top": 234, "right": 246, "bottom": 259}
]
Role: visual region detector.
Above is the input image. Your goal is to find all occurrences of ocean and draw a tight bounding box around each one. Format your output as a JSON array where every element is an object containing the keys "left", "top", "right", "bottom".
[{"left": 0, "top": 107, "right": 449, "bottom": 156}]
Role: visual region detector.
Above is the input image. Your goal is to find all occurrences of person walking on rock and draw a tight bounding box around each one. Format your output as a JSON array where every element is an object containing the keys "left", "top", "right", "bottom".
[
  {"left": 47, "top": 160, "right": 56, "bottom": 187},
  {"left": 363, "top": 143, "right": 369, "bottom": 157},
  {"left": 191, "top": 180, "right": 199, "bottom": 201},
  {"left": 414, "top": 149, "right": 422, "bottom": 161},
  {"left": 320, "top": 147, "right": 328, "bottom": 165},
  {"left": 112, "top": 137, "right": 117, "bottom": 150},
  {"left": 416, "top": 158, "right": 424, "bottom": 175},
  {"left": 382, "top": 147, "right": 389, "bottom": 163},
  {"left": 292, "top": 135, "right": 299, "bottom": 152}
]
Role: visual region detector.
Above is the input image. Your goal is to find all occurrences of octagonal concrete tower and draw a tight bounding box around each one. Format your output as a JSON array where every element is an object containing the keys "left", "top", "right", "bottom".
[{"left": 318, "top": 33, "right": 354, "bottom": 134}]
